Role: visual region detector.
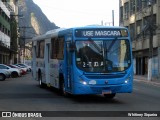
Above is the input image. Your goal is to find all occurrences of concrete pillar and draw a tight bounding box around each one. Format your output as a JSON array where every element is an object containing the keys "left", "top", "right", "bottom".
[
  {"left": 157, "top": 0, "right": 160, "bottom": 78},
  {"left": 148, "top": 58, "right": 152, "bottom": 81},
  {"left": 158, "top": 47, "right": 160, "bottom": 78},
  {"left": 133, "top": 58, "right": 136, "bottom": 74}
]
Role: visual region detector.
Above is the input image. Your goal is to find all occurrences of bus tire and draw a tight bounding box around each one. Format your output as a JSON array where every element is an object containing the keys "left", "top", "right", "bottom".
[
  {"left": 0, "top": 74, "right": 6, "bottom": 81},
  {"left": 59, "top": 75, "right": 69, "bottom": 96},
  {"left": 104, "top": 93, "right": 116, "bottom": 99}
]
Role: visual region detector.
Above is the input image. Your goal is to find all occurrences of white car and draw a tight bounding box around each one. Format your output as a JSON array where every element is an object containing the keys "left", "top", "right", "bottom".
[
  {"left": 15, "top": 63, "right": 32, "bottom": 72},
  {"left": 0, "top": 69, "right": 11, "bottom": 81},
  {"left": 14, "top": 64, "right": 28, "bottom": 72},
  {"left": 0, "top": 64, "right": 21, "bottom": 78}
]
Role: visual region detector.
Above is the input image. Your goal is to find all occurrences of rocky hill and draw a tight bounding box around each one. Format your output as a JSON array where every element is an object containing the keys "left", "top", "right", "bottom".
[{"left": 18, "top": 0, "right": 59, "bottom": 41}]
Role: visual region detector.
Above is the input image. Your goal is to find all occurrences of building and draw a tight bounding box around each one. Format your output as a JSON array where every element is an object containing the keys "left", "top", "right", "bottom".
[
  {"left": 0, "top": 0, "right": 19, "bottom": 64},
  {"left": 9, "top": 0, "right": 19, "bottom": 64},
  {"left": 119, "top": 0, "right": 160, "bottom": 80},
  {"left": 0, "top": 0, "right": 11, "bottom": 64}
]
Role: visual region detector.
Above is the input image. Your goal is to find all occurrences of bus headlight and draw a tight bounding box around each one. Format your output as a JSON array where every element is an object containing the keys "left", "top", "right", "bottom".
[
  {"left": 80, "top": 79, "right": 87, "bottom": 85},
  {"left": 124, "top": 75, "right": 131, "bottom": 84}
]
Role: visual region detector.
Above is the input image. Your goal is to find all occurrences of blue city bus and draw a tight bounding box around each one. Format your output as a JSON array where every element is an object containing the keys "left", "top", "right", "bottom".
[{"left": 32, "top": 25, "right": 133, "bottom": 99}]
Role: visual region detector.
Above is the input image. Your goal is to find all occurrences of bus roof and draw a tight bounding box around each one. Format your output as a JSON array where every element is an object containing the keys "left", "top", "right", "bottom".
[
  {"left": 32, "top": 25, "right": 128, "bottom": 41},
  {"left": 72, "top": 25, "right": 127, "bottom": 30}
]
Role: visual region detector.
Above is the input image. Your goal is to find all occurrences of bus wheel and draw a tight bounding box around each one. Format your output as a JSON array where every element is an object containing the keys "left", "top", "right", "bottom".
[
  {"left": 60, "top": 79, "right": 69, "bottom": 96},
  {"left": 104, "top": 93, "right": 116, "bottom": 99}
]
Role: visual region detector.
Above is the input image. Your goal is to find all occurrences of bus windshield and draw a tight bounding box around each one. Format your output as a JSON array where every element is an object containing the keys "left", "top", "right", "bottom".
[{"left": 75, "top": 39, "right": 131, "bottom": 73}]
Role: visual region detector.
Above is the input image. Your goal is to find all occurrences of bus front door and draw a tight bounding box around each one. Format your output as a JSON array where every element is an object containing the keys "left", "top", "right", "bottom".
[
  {"left": 65, "top": 42, "right": 73, "bottom": 92},
  {"left": 45, "top": 43, "right": 50, "bottom": 86},
  {"left": 32, "top": 45, "right": 36, "bottom": 80}
]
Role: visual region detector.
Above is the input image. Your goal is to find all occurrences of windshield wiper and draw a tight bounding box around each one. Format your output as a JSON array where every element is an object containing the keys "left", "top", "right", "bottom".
[{"left": 107, "top": 37, "right": 118, "bottom": 51}]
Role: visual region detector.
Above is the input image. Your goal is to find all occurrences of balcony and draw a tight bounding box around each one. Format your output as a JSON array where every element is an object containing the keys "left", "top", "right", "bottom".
[{"left": 1, "top": 0, "right": 14, "bottom": 13}]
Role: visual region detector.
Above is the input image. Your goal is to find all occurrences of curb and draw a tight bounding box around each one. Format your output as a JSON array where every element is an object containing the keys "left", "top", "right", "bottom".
[{"left": 134, "top": 78, "right": 160, "bottom": 87}]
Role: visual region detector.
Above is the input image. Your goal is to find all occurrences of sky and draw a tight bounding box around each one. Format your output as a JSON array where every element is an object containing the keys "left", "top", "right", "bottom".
[{"left": 33, "top": 0, "right": 119, "bottom": 28}]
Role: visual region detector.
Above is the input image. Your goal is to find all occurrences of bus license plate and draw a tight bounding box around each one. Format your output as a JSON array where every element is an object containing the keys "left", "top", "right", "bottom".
[{"left": 102, "top": 90, "right": 112, "bottom": 95}]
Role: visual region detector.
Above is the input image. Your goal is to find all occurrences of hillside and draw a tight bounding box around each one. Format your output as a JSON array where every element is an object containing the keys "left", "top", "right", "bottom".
[{"left": 18, "top": 0, "right": 59, "bottom": 40}]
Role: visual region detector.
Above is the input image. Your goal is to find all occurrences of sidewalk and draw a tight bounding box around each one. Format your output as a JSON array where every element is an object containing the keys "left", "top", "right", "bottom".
[{"left": 134, "top": 75, "right": 160, "bottom": 86}]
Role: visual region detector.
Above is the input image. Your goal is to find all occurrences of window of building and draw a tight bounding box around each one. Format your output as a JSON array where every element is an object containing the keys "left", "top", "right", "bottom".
[
  {"left": 0, "top": 23, "right": 2, "bottom": 31},
  {"left": 143, "top": 0, "right": 147, "bottom": 8},
  {"left": 143, "top": 0, "right": 156, "bottom": 8},
  {"left": 120, "top": 6, "right": 123, "bottom": 22},
  {"left": 130, "top": 23, "right": 135, "bottom": 41},
  {"left": 124, "top": 2, "right": 129, "bottom": 19},
  {"left": 6, "top": 16, "right": 10, "bottom": 22},
  {"left": 136, "top": 0, "right": 142, "bottom": 12},
  {"left": 148, "top": 0, "right": 157, "bottom": 5},
  {"left": 2, "top": 10, "right": 5, "bottom": 18},
  {"left": 2, "top": 25, "right": 5, "bottom": 33},
  {"left": 8, "top": 30, "right": 10, "bottom": 36},
  {"left": 136, "top": 20, "right": 142, "bottom": 35},
  {"left": 5, "top": 28, "right": 7, "bottom": 35},
  {"left": 2, "top": 0, "right": 7, "bottom": 2},
  {"left": 143, "top": 14, "right": 156, "bottom": 36},
  {"left": 130, "top": 0, "right": 135, "bottom": 15},
  {"left": 153, "top": 0, "right": 157, "bottom": 4},
  {"left": 143, "top": 16, "right": 150, "bottom": 37},
  {"left": 0, "top": 8, "right": 2, "bottom": 15}
]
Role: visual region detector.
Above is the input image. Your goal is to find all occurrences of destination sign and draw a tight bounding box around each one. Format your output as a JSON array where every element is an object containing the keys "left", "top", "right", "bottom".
[{"left": 75, "top": 29, "right": 128, "bottom": 38}]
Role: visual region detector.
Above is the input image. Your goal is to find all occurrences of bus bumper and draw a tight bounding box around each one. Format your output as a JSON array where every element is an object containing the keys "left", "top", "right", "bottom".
[{"left": 73, "top": 82, "right": 133, "bottom": 95}]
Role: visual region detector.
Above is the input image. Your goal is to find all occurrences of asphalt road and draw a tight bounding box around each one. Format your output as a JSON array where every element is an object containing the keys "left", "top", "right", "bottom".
[{"left": 0, "top": 73, "right": 160, "bottom": 120}]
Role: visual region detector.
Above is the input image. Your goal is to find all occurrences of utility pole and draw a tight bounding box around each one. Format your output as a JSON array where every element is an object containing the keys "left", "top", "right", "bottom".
[
  {"left": 148, "top": 0, "right": 153, "bottom": 81},
  {"left": 19, "top": 26, "right": 32, "bottom": 63},
  {"left": 101, "top": 20, "right": 103, "bottom": 26},
  {"left": 112, "top": 10, "right": 114, "bottom": 26},
  {"left": 10, "top": 13, "right": 23, "bottom": 64}
]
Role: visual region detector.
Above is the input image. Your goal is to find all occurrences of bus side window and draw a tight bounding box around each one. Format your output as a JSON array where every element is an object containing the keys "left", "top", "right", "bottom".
[
  {"left": 36, "top": 40, "right": 44, "bottom": 58},
  {"left": 51, "top": 38, "right": 58, "bottom": 59},
  {"left": 39, "top": 40, "right": 45, "bottom": 58},
  {"left": 36, "top": 41, "right": 40, "bottom": 58},
  {"left": 51, "top": 37, "right": 64, "bottom": 60},
  {"left": 57, "top": 37, "right": 64, "bottom": 60}
]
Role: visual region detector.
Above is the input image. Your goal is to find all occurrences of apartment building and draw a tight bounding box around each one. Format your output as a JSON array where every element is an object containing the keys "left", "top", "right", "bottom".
[
  {"left": 0, "top": 0, "right": 11, "bottom": 64},
  {"left": 0, "top": 0, "right": 18, "bottom": 64},
  {"left": 119, "top": 0, "right": 160, "bottom": 79}
]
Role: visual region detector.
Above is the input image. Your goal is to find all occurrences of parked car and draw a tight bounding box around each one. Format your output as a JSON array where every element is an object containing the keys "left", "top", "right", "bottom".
[
  {"left": 14, "top": 64, "right": 28, "bottom": 73},
  {"left": 15, "top": 63, "right": 32, "bottom": 72},
  {"left": 8, "top": 65, "right": 26, "bottom": 75},
  {"left": 0, "top": 69, "right": 10, "bottom": 81},
  {"left": 0, "top": 64, "right": 21, "bottom": 78}
]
